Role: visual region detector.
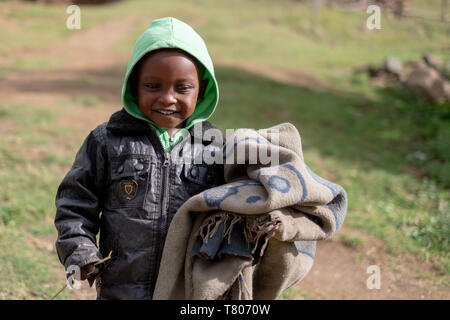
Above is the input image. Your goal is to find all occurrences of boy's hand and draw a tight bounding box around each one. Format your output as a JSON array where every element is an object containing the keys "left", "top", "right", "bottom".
[{"left": 80, "top": 263, "right": 99, "bottom": 281}]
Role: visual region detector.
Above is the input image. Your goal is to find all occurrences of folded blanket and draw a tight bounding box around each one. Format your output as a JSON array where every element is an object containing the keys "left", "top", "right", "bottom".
[{"left": 153, "top": 122, "right": 347, "bottom": 300}]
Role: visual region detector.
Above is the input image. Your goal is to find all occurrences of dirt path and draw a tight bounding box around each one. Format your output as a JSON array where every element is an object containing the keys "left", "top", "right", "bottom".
[
  {"left": 2, "top": 16, "right": 448, "bottom": 300},
  {"left": 298, "top": 226, "right": 449, "bottom": 299},
  {"left": 0, "top": 16, "right": 140, "bottom": 106}
]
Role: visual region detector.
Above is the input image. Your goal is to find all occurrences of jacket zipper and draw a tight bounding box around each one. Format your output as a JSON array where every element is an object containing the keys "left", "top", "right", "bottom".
[
  {"left": 161, "top": 151, "right": 171, "bottom": 225},
  {"left": 151, "top": 151, "right": 170, "bottom": 297},
  {"left": 149, "top": 133, "right": 186, "bottom": 297},
  {"left": 146, "top": 131, "right": 176, "bottom": 298},
  {"left": 161, "top": 137, "right": 173, "bottom": 222}
]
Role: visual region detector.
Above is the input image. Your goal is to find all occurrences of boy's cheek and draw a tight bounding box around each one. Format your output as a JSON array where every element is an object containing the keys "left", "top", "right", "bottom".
[{"left": 137, "top": 95, "right": 153, "bottom": 111}]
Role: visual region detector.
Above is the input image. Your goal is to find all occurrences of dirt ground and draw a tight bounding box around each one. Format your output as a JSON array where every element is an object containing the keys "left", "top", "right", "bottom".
[
  {"left": 3, "top": 16, "right": 448, "bottom": 300},
  {"left": 299, "top": 226, "right": 449, "bottom": 300}
]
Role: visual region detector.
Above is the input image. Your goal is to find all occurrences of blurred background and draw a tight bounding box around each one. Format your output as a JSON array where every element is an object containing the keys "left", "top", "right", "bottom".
[{"left": 0, "top": 0, "right": 448, "bottom": 299}]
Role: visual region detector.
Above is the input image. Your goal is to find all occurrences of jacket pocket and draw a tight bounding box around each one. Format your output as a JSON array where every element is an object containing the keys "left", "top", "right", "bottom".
[
  {"left": 183, "top": 163, "right": 220, "bottom": 196},
  {"left": 109, "top": 155, "right": 151, "bottom": 209}
]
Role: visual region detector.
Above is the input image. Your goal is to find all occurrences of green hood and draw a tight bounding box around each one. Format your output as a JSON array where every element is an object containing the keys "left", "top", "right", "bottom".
[{"left": 122, "top": 17, "right": 219, "bottom": 152}]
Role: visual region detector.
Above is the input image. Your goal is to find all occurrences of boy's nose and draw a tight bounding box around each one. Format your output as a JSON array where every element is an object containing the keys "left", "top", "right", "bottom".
[{"left": 159, "top": 90, "right": 177, "bottom": 106}]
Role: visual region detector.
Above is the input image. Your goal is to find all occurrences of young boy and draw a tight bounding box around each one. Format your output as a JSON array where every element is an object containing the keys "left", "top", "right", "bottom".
[{"left": 54, "top": 17, "right": 223, "bottom": 300}]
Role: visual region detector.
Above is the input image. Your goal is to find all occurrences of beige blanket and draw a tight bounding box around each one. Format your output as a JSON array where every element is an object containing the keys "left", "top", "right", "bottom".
[{"left": 153, "top": 122, "right": 347, "bottom": 300}]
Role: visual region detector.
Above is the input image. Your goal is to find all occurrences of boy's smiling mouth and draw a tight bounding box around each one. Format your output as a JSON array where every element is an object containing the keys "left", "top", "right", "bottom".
[{"left": 154, "top": 109, "right": 179, "bottom": 116}]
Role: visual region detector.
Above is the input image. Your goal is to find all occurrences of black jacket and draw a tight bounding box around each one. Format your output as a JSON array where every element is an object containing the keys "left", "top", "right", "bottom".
[{"left": 54, "top": 109, "right": 224, "bottom": 299}]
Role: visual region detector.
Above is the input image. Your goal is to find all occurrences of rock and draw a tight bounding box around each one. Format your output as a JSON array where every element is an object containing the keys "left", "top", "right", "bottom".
[
  {"left": 406, "top": 151, "right": 428, "bottom": 161},
  {"left": 442, "top": 62, "right": 450, "bottom": 80},
  {"left": 423, "top": 54, "right": 444, "bottom": 70},
  {"left": 401, "top": 60, "right": 423, "bottom": 81},
  {"left": 366, "top": 65, "right": 381, "bottom": 78},
  {"left": 382, "top": 57, "right": 403, "bottom": 76},
  {"left": 405, "top": 65, "right": 450, "bottom": 104}
]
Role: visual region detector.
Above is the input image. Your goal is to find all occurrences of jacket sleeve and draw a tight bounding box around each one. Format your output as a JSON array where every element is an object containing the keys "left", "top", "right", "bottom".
[{"left": 54, "top": 126, "right": 107, "bottom": 269}]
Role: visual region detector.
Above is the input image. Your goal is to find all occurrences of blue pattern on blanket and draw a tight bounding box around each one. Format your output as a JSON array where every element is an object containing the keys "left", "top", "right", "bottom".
[
  {"left": 224, "top": 136, "right": 271, "bottom": 159},
  {"left": 267, "top": 176, "right": 291, "bottom": 193},
  {"left": 294, "top": 241, "right": 316, "bottom": 259},
  {"left": 281, "top": 163, "right": 308, "bottom": 203},
  {"left": 203, "top": 179, "right": 261, "bottom": 209},
  {"left": 246, "top": 195, "right": 261, "bottom": 203},
  {"left": 305, "top": 165, "right": 347, "bottom": 231}
]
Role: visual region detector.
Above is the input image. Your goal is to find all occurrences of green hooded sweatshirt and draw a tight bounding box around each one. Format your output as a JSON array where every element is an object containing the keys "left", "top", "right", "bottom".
[{"left": 121, "top": 17, "right": 219, "bottom": 152}]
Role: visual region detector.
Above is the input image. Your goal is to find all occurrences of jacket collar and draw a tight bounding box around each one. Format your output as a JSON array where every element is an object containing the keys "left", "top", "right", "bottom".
[
  {"left": 106, "top": 108, "right": 220, "bottom": 142},
  {"left": 106, "top": 108, "right": 149, "bottom": 134}
]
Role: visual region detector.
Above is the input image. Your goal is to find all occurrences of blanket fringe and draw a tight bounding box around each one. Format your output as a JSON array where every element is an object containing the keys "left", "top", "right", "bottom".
[
  {"left": 244, "top": 215, "right": 281, "bottom": 256},
  {"left": 199, "top": 212, "right": 228, "bottom": 244},
  {"left": 198, "top": 212, "right": 281, "bottom": 258},
  {"left": 223, "top": 214, "right": 243, "bottom": 244}
]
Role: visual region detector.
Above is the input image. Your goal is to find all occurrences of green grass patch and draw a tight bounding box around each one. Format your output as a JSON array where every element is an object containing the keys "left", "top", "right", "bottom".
[
  {"left": 0, "top": 56, "right": 64, "bottom": 76},
  {"left": 281, "top": 285, "right": 320, "bottom": 300},
  {"left": 116, "top": 0, "right": 448, "bottom": 82},
  {"left": 0, "top": 227, "right": 62, "bottom": 299},
  {"left": 337, "top": 234, "right": 367, "bottom": 250},
  {"left": 0, "top": 103, "right": 57, "bottom": 127},
  {"left": 74, "top": 95, "right": 101, "bottom": 108},
  {"left": 3, "top": 0, "right": 448, "bottom": 78}
]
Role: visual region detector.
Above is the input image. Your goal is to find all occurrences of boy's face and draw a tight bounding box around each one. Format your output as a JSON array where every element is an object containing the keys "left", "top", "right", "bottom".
[{"left": 136, "top": 49, "right": 204, "bottom": 135}]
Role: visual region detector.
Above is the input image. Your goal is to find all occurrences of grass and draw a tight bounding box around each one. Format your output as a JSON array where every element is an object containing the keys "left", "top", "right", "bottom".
[
  {"left": 0, "top": 102, "right": 88, "bottom": 299},
  {"left": 113, "top": 0, "right": 450, "bottom": 84},
  {"left": 2, "top": 0, "right": 448, "bottom": 78},
  {"left": 74, "top": 95, "right": 101, "bottom": 108},
  {"left": 280, "top": 285, "right": 320, "bottom": 300},
  {"left": 337, "top": 234, "right": 367, "bottom": 250},
  {"left": 0, "top": 0, "right": 449, "bottom": 299},
  {"left": 0, "top": 222, "right": 63, "bottom": 300}
]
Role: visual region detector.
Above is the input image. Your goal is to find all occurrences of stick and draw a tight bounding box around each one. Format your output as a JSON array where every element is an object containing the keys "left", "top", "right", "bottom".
[
  {"left": 93, "top": 250, "right": 112, "bottom": 266},
  {"left": 50, "top": 283, "right": 68, "bottom": 300},
  {"left": 49, "top": 251, "right": 113, "bottom": 300}
]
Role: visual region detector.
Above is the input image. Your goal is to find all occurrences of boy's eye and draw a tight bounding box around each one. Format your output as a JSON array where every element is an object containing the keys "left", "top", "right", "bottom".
[
  {"left": 144, "top": 83, "right": 160, "bottom": 90},
  {"left": 142, "top": 83, "right": 194, "bottom": 92},
  {"left": 176, "top": 84, "right": 194, "bottom": 92}
]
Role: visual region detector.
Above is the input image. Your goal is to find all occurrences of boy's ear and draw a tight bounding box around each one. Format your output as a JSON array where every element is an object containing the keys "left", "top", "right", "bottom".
[{"left": 197, "top": 78, "right": 209, "bottom": 101}]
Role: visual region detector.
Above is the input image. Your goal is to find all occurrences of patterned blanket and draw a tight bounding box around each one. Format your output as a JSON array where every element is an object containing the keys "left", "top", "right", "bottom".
[{"left": 153, "top": 123, "right": 347, "bottom": 299}]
